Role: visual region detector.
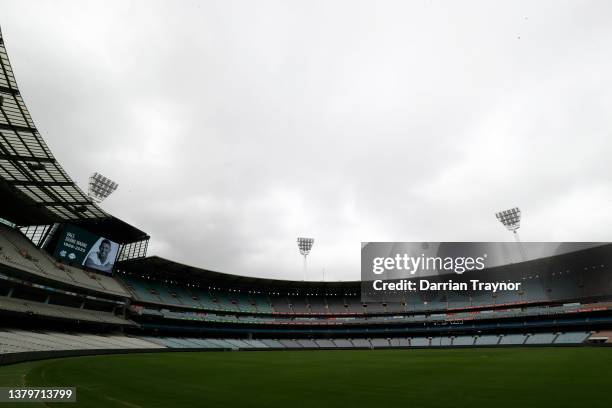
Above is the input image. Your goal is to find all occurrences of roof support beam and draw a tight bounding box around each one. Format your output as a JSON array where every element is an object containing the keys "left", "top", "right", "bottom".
[
  {"left": 41, "top": 201, "right": 95, "bottom": 207},
  {"left": 0, "top": 154, "right": 55, "bottom": 163},
  {"left": 7, "top": 180, "right": 72, "bottom": 187},
  {"left": 0, "top": 123, "right": 38, "bottom": 133},
  {"left": 0, "top": 86, "right": 18, "bottom": 95}
]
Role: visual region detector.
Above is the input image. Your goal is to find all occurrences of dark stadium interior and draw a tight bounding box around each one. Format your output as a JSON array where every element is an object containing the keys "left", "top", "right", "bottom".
[{"left": 2, "top": 212, "right": 612, "bottom": 358}]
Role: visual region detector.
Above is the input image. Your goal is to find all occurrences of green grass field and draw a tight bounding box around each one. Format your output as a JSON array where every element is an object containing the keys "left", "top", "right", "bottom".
[{"left": 0, "top": 348, "right": 610, "bottom": 408}]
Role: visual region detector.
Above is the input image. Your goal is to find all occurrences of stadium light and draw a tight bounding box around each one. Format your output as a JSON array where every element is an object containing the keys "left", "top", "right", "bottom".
[
  {"left": 297, "top": 237, "right": 314, "bottom": 281},
  {"left": 495, "top": 207, "right": 526, "bottom": 260},
  {"left": 88, "top": 172, "right": 118, "bottom": 204}
]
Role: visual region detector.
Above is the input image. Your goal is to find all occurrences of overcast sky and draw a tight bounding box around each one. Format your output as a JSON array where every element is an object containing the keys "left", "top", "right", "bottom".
[{"left": 1, "top": 0, "right": 611, "bottom": 281}]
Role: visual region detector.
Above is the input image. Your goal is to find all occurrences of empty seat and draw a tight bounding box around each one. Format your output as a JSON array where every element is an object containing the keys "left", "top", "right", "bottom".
[{"left": 554, "top": 332, "right": 589, "bottom": 344}]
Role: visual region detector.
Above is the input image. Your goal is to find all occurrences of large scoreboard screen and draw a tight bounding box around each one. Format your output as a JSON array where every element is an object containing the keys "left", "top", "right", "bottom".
[{"left": 53, "top": 225, "right": 119, "bottom": 274}]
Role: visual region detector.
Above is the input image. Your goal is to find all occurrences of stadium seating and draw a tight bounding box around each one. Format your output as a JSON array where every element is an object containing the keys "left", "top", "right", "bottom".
[
  {"left": 130, "top": 302, "right": 596, "bottom": 328},
  {"left": 351, "top": 338, "right": 371, "bottom": 348},
  {"left": 332, "top": 339, "right": 353, "bottom": 348},
  {"left": 118, "top": 269, "right": 602, "bottom": 317},
  {"left": 279, "top": 339, "right": 302, "bottom": 348},
  {"left": 270, "top": 296, "right": 293, "bottom": 313},
  {"left": 475, "top": 335, "right": 500, "bottom": 346},
  {"left": 554, "top": 332, "right": 590, "bottom": 344},
  {"left": 499, "top": 334, "right": 527, "bottom": 345},
  {"left": 245, "top": 339, "right": 269, "bottom": 348},
  {"left": 370, "top": 338, "right": 391, "bottom": 348},
  {"left": 327, "top": 297, "right": 348, "bottom": 314},
  {"left": 0, "top": 330, "right": 163, "bottom": 354},
  {"left": 0, "top": 226, "right": 129, "bottom": 297},
  {"left": 410, "top": 337, "right": 430, "bottom": 347},
  {"left": 0, "top": 330, "right": 594, "bottom": 356},
  {"left": 297, "top": 339, "right": 319, "bottom": 348},
  {"left": 315, "top": 339, "right": 336, "bottom": 348},
  {"left": 261, "top": 339, "right": 284, "bottom": 348},
  {"left": 525, "top": 333, "right": 557, "bottom": 345},
  {"left": 1, "top": 20, "right": 609, "bottom": 366},
  {"left": 1, "top": 224, "right": 609, "bottom": 360},
  {"left": 396, "top": 338, "right": 410, "bottom": 347},
  {"left": 0, "top": 296, "right": 133, "bottom": 326},
  {"left": 452, "top": 336, "right": 475, "bottom": 346},
  {"left": 441, "top": 337, "right": 453, "bottom": 346}
]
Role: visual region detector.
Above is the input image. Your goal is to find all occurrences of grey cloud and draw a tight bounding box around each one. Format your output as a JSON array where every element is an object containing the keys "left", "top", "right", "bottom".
[{"left": 1, "top": 0, "right": 611, "bottom": 280}]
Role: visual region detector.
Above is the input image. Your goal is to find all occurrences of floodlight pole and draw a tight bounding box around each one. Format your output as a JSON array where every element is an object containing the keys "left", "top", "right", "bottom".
[
  {"left": 297, "top": 237, "right": 314, "bottom": 281},
  {"left": 495, "top": 207, "right": 526, "bottom": 261},
  {"left": 510, "top": 229, "right": 527, "bottom": 260}
]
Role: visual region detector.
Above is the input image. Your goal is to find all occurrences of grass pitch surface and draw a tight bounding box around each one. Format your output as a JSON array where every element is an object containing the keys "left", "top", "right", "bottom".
[{"left": 0, "top": 348, "right": 610, "bottom": 407}]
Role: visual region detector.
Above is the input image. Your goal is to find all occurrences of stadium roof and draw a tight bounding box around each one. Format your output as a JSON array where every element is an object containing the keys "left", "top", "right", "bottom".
[
  {"left": 0, "top": 26, "right": 106, "bottom": 224},
  {"left": 119, "top": 243, "right": 612, "bottom": 292},
  {"left": 118, "top": 256, "right": 359, "bottom": 291},
  {"left": 72, "top": 216, "right": 149, "bottom": 245},
  {"left": 0, "top": 26, "right": 149, "bottom": 244}
]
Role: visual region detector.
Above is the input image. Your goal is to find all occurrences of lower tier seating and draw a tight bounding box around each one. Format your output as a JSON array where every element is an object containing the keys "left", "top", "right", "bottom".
[
  {"left": 0, "top": 330, "right": 163, "bottom": 354},
  {"left": 138, "top": 331, "right": 590, "bottom": 350},
  {"left": 0, "top": 330, "right": 592, "bottom": 355}
]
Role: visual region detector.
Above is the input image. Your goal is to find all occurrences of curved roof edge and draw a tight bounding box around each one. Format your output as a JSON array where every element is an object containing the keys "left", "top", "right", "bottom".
[
  {"left": 117, "top": 242, "right": 612, "bottom": 291},
  {"left": 117, "top": 256, "right": 360, "bottom": 290},
  {"left": 0, "top": 25, "right": 148, "bottom": 245}
]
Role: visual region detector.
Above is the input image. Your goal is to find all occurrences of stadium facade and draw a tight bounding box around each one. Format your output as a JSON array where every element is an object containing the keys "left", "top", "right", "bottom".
[{"left": 1, "top": 25, "right": 612, "bottom": 365}]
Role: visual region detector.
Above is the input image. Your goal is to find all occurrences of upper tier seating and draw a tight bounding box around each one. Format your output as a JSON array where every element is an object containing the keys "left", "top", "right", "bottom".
[
  {"left": 119, "top": 266, "right": 601, "bottom": 315},
  {"left": 0, "top": 226, "right": 129, "bottom": 297},
  {"left": 122, "top": 275, "right": 272, "bottom": 313}
]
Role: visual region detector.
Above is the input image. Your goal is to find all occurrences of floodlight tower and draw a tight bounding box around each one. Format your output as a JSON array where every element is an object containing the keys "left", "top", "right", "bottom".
[
  {"left": 297, "top": 237, "right": 314, "bottom": 281},
  {"left": 87, "top": 172, "right": 118, "bottom": 204},
  {"left": 495, "top": 207, "right": 526, "bottom": 261}
]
